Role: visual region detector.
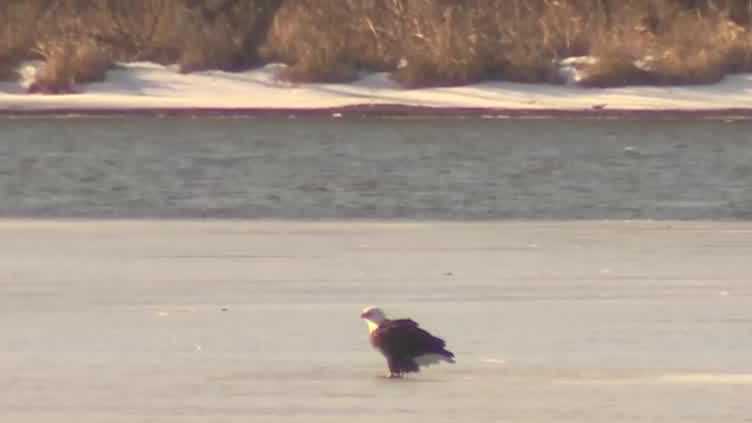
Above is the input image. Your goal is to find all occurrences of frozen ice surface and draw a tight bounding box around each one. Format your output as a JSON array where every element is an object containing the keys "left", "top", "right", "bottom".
[{"left": 1, "top": 220, "right": 750, "bottom": 422}]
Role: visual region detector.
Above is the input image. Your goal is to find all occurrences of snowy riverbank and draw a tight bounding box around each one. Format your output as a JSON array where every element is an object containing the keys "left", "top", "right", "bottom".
[{"left": 2, "top": 62, "right": 752, "bottom": 117}]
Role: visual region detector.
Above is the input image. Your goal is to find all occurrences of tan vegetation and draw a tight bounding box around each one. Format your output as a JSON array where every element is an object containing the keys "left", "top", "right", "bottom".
[
  {"left": 0, "top": 51, "right": 19, "bottom": 82},
  {"left": 260, "top": 0, "right": 398, "bottom": 82},
  {"left": 178, "top": 0, "right": 282, "bottom": 73},
  {"left": 29, "top": 40, "right": 113, "bottom": 94},
  {"left": 3, "top": 0, "right": 752, "bottom": 91},
  {"left": 0, "top": 0, "right": 43, "bottom": 81}
]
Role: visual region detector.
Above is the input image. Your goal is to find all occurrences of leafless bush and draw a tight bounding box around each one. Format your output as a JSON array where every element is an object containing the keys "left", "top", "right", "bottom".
[
  {"left": 7, "top": 0, "right": 752, "bottom": 88},
  {"left": 178, "top": 19, "right": 241, "bottom": 73},
  {"left": 580, "top": 52, "right": 659, "bottom": 87},
  {"left": 0, "top": 0, "right": 46, "bottom": 81},
  {"left": 29, "top": 42, "right": 77, "bottom": 94},
  {"left": 578, "top": 21, "right": 658, "bottom": 87},
  {"left": 73, "top": 42, "right": 114, "bottom": 83},
  {"left": 86, "top": 0, "right": 182, "bottom": 63},
  {"left": 393, "top": 1, "right": 497, "bottom": 87},
  {"left": 580, "top": 4, "right": 743, "bottom": 86},
  {"left": 0, "top": 43, "right": 20, "bottom": 81},
  {"left": 0, "top": 59, "right": 18, "bottom": 82},
  {"left": 29, "top": 40, "right": 113, "bottom": 94},
  {"left": 706, "top": 15, "right": 752, "bottom": 73},
  {"left": 178, "top": 0, "right": 283, "bottom": 73},
  {"left": 648, "top": 12, "right": 726, "bottom": 83},
  {"left": 724, "top": 34, "right": 752, "bottom": 72},
  {"left": 262, "top": 0, "right": 395, "bottom": 82}
]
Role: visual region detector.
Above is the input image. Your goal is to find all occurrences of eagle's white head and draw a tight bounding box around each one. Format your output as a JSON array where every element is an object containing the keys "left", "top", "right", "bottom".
[{"left": 360, "top": 306, "right": 387, "bottom": 334}]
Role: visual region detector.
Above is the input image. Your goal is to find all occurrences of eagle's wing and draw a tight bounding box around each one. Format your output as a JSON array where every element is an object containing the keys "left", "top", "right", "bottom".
[{"left": 373, "top": 319, "right": 448, "bottom": 359}]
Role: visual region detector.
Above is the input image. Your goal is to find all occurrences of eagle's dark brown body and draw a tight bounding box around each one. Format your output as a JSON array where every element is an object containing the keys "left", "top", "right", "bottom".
[{"left": 370, "top": 318, "right": 455, "bottom": 376}]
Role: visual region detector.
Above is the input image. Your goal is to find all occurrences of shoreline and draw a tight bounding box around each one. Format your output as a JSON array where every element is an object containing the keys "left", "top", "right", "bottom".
[
  {"left": 3, "top": 62, "right": 752, "bottom": 120},
  {"left": 3, "top": 104, "right": 752, "bottom": 119}
]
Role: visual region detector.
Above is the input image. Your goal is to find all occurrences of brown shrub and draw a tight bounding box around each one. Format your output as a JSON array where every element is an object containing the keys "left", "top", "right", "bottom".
[
  {"left": 73, "top": 42, "right": 113, "bottom": 83},
  {"left": 178, "top": 0, "right": 283, "bottom": 73},
  {"left": 29, "top": 43, "right": 77, "bottom": 94},
  {"left": 261, "top": 0, "right": 394, "bottom": 83},
  {"left": 7, "top": 0, "right": 752, "bottom": 88},
  {"left": 580, "top": 8, "right": 736, "bottom": 86},
  {"left": 0, "top": 58, "right": 19, "bottom": 82},
  {"left": 395, "top": 0, "right": 601, "bottom": 86},
  {"left": 535, "top": 0, "right": 595, "bottom": 58},
  {"left": 29, "top": 40, "right": 113, "bottom": 94},
  {"left": 652, "top": 13, "right": 725, "bottom": 83},
  {"left": 87, "top": 0, "right": 182, "bottom": 63},
  {"left": 0, "top": 45, "right": 24, "bottom": 82},
  {"left": 580, "top": 54, "right": 659, "bottom": 87},
  {"left": 0, "top": 43, "right": 22, "bottom": 81},
  {"left": 580, "top": 26, "right": 660, "bottom": 87},
  {"left": 394, "top": 55, "right": 482, "bottom": 88},
  {"left": 497, "top": 35, "right": 564, "bottom": 84},
  {"left": 724, "top": 37, "right": 752, "bottom": 73},
  {"left": 465, "top": 0, "right": 608, "bottom": 84},
  {"left": 652, "top": 48, "right": 726, "bottom": 84},
  {"left": 393, "top": 1, "right": 500, "bottom": 87},
  {"left": 716, "top": 18, "right": 752, "bottom": 72},
  {"left": 178, "top": 21, "right": 241, "bottom": 73},
  {"left": 277, "top": 55, "right": 358, "bottom": 83},
  {"left": 499, "top": 55, "right": 558, "bottom": 83},
  {"left": 0, "top": 0, "right": 45, "bottom": 81},
  {"left": 267, "top": 1, "right": 362, "bottom": 83}
]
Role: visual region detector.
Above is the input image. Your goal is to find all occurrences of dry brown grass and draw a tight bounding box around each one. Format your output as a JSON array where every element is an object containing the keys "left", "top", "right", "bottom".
[
  {"left": 87, "top": 0, "right": 182, "bottom": 63},
  {"left": 579, "top": 25, "right": 659, "bottom": 87},
  {"left": 0, "top": 58, "right": 19, "bottom": 82},
  {"left": 494, "top": 1, "right": 595, "bottom": 84},
  {"left": 580, "top": 53, "right": 659, "bottom": 87},
  {"left": 647, "top": 13, "right": 728, "bottom": 84},
  {"left": 393, "top": 1, "right": 499, "bottom": 87},
  {"left": 653, "top": 49, "right": 726, "bottom": 85},
  {"left": 724, "top": 37, "right": 752, "bottom": 72},
  {"left": 7, "top": 0, "right": 752, "bottom": 89},
  {"left": 261, "top": 0, "right": 391, "bottom": 83},
  {"left": 29, "top": 43, "right": 77, "bottom": 94},
  {"left": 73, "top": 42, "right": 113, "bottom": 83},
  {"left": 178, "top": 0, "right": 283, "bottom": 73},
  {"left": 29, "top": 40, "right": 113, "bottom": 94},
  {"left": 713, "top": 17, "right": 752, "bottom": 72},
  {"left": 0, "top": 46, "right": 24, "bottom": 81},
  {"left": 0, "top": 0, "right": 44, "bottom": 81},
  {"left": 581, "top": 8, "right": 743, "bottom": 86},
  {"left": 0, "top": 42, "right": 24, "bottom": 82},
  {"left": 178, "top": 21, "right": 240, "bottom": 74},
  {"left": 277, "top": 55, "right": 358, "bottom": 83}
]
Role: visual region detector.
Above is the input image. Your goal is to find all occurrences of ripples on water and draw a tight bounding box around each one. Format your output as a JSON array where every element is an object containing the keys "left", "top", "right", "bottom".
[{"left": 0, "top": 117, "right": 751, "bottom": 219}]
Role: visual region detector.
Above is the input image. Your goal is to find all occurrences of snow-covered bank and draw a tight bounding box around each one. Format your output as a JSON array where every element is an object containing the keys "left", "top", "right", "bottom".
[{"left": 2, "top": 62, "right": 752, "bottom": 116}]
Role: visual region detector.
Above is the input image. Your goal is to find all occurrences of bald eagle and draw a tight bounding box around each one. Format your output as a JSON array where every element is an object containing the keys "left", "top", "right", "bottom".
[{"left": 360, "top": 306, "right": 455, "bottom": 378}]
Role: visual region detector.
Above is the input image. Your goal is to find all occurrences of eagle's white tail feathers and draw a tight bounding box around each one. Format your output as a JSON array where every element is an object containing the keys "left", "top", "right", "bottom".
[{"left": 415, "top": 353, "right": 455, "bottom": 367}]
